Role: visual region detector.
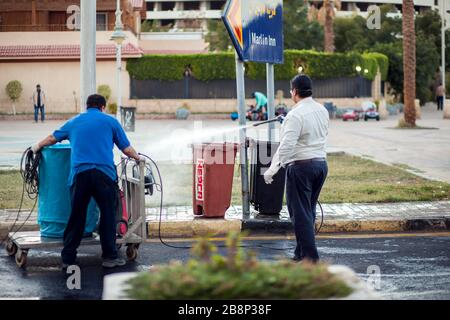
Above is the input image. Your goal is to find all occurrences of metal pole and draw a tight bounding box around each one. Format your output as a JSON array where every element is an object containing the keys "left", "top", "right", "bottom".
[
  {"left": 116, "top": 44, "right": 122, "bottom": 121},
  {"left": 441, "top": 0, "right": 446, "bottom": 91},
  {"left": 80, "top": 0, "right": 96, "bottom": 113},
  {"left": 115, "top": 0, "right": 123, "bottom": 122},
  {"left": 235, "top": 52, "right": 250, "bottom": 219},
  {"left": 266, "top": 63, "right": 275, "bottom": 141}
]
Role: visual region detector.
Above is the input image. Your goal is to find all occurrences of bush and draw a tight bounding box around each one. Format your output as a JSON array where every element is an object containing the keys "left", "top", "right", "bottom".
[
  {"left": 107, "top": 103, "right": 118, "bottom": 115},
  {"left": 5, "top": 80, "right": 23, "bottom": 102},
  {"left": 363, "top": 52, "right": 389, "bottom": 81},
  {"left": 125, "top": 233, "right": 352, "bottom": 300},
  {"left": 127, "top": 53, "right": 236, "bottom": 82},
  {"left": 97, "top": 84, "right": 112, "bottom": 102},
  {"left": 127, "top": 51, "right": 388, "bottom": 82}
]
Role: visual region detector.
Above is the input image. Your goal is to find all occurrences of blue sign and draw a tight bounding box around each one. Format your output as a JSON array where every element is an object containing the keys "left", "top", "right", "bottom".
[{"left": 222, "top": 0, "right": 284, "bottom": 64}]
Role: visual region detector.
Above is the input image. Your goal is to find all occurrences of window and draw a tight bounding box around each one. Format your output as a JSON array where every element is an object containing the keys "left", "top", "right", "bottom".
[
  {"left": 146, "top": 2, "right": 154, "bottom": 11},
  {"left": 161, "top": 19, "right": 175, "bottom": 27},
  {"left": 161, "top": 2, "right": 176, "bottom": 11},
  {"left": 96, "top": 13, "right": 107, "bottom": 31},
  {"left": 184, "top": 1, "right": 201, "bottom": 10},
  {"left": 210, "top": 1, "right": 226, "bottom": 10}
]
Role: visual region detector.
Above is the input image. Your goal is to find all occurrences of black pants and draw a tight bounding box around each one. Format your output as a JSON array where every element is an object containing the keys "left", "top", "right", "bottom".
[
  {"left": 286, "top": 161, "right": 328, "bottom": 262},
  {"left": 437, "top": 96, "right": 444, "bottom": 111},
  {"left": 61, "top": 169, "right": 118, "bottom": 264}
]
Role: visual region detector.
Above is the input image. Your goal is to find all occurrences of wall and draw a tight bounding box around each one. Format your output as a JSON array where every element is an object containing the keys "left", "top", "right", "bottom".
[
  {"left": 132, "top": 98, "right": 375, "bottom": 114},
  {"left": 0, "top": 60, "right": 130, "bottom": 114},
  {"left": 130, "top": 77, "right": 373, "bottom": 100}
]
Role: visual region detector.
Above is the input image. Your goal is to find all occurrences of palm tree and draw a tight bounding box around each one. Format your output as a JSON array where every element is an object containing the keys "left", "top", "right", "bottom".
[
  {"left": 307, "top": 0, "right": 341, "bottom": 52},
  {"left": 402, "top": 0, "right": 416, "bottom": 126}
]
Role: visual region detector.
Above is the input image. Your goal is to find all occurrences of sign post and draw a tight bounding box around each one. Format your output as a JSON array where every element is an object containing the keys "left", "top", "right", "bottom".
[
  {"left": 235, "top": 52, "right": 251, "bottom": 218},
  {"left": 266, "top": 63, "right": 275, "bottom": 141},
  {"left": 223, "top": 0, "right": 283, "bottom": 218}
]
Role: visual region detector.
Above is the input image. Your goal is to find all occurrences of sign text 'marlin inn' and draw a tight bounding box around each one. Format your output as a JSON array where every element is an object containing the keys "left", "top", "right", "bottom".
[{"left": 251, "top": 32, "right": 277, "bottom": 47}]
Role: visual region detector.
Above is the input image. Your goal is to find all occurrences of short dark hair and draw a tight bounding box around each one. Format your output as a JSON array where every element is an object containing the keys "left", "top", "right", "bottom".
[
  {"left": 86, "top": 94, "right": 106, "bottom": 109},
  {"left": 291, "top": 74, "right": 313, "bottom": 98},
  {"left": 36, "top": 84, "right": 41, "bottom": 88}
]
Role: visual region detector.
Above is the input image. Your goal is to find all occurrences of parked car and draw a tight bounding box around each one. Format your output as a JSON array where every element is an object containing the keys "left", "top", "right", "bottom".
[
  {"left": 364, "top": 108, "right": 380, "bottom": 121},
  {"left": 342, "top": 110, "right": 360, "bottom": 121}
]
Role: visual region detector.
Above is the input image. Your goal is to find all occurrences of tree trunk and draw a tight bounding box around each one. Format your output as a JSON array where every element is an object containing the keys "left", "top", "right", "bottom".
[
  {"left": 402, "top": 0, "right": 416, "bottom": 126},
  {"left": 324, "top": 0, "right": 335, "bottom": 52},
  {"left": 12, "top": 102, "right": 16, "bottom": 116}
]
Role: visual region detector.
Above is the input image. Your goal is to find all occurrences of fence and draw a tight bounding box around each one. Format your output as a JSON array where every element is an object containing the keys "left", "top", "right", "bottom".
[{"left": 130, "top": 76, "right": 372, "bottom": 99}]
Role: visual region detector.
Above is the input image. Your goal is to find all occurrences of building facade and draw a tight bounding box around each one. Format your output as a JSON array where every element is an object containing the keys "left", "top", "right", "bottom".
[
  {"left": 0, "top": 0, "right": 145, "bottom": 33},
  {"left": 142, "top": 0, "right": 437, "bottom": 33}
]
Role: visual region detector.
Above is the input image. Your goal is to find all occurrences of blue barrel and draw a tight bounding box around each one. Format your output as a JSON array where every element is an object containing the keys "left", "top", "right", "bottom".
[{"left": 38, "top": 144, "right": 99, "bottom": 238}]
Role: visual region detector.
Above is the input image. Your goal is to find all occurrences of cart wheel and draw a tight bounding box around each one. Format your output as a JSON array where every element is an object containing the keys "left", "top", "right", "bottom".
[
  {"left": 126, "top": 244, "right": 138, "bottom": 261},
  {"left": 5, "top": 240, "right": 17, "bottom": 257},
  {"left": 15, "top": 249, "right": 28, "bottom": 268}
]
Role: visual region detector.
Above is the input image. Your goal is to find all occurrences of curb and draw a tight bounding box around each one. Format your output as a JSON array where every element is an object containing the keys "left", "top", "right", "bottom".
[
  {"left": 242, "top": 217, "right": 450, "bottom": 235},
  {"left": 147, "top": 219, "right": 242, "bottom": 238},
  {"left": 1, "top": 217, "right": 449, "bottom": 240}
]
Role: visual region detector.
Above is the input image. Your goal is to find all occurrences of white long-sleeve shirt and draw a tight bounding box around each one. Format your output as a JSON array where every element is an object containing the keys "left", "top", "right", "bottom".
[{"left": 272, "top": 97, "right": 329, "bottom": 170}]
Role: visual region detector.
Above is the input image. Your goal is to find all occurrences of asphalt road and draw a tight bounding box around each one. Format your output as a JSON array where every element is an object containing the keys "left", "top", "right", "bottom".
[{"left": 0, "top": 233, "right": 449, "bottom": 300}]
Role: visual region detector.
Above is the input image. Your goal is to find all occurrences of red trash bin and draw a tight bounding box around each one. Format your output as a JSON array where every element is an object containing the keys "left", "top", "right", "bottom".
[{"left": 192, "top": 142, "right": 239, "bottom": 218}]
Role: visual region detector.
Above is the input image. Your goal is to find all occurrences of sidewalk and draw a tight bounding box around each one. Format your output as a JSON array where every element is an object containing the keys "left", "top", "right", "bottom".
[{"left": 1, "top": 201, "right": 449, "bottom": 239}]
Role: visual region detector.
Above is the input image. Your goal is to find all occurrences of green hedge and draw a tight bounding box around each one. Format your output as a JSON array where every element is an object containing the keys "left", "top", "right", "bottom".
[
  {"left": 363, "top": 52, "right": 389, "bottom": 81},
  {"left": 127, "top": 50, "right": 388, "bottom": 82},
  {"left": 126, "top": 53, "right": 236, "bottom": 82}
]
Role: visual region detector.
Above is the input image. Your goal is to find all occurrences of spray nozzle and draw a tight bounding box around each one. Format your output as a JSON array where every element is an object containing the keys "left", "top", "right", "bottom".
[{"left": 252, "top": 115, "right": 285, "bottom": 127}]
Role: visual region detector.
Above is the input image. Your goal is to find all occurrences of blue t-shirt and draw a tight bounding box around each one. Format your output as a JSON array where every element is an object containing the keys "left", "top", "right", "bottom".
[{"left": 53, "top": 108, "right": 131, "bottom": 186}]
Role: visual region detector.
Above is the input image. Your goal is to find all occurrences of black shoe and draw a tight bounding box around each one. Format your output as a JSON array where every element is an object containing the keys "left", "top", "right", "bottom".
[{"left": 291, "top": 255, "right": 302, "bottom": 263}]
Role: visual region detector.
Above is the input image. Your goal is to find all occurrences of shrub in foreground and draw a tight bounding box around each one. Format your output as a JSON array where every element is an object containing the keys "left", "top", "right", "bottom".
[{"left": 125, "top": 233, "right": 352, "bottom": 300}]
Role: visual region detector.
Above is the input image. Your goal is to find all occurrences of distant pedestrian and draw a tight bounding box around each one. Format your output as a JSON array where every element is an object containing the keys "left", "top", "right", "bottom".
[
  {"left": 436, "top": 83, "right": 445, "bottom": 111},
  {"left": 32, "top": 84, "right": 46, "bottom": 123}
]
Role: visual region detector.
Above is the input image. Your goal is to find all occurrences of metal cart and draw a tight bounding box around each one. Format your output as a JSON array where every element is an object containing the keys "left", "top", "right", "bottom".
[{"left": 4, "top": 159, "right": 147, "bottom": 268}]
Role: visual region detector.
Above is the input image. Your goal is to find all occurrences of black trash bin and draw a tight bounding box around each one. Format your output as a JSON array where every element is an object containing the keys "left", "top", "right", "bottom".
[
  {"left": 248, "top": 138, "right": 286, "bottom": 215},
  {"left": 120, "top": 106, "right": 136, "bottom": 132}
]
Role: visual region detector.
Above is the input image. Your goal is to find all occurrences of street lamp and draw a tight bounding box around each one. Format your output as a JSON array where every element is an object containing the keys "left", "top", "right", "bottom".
[
  {"left": 355, "top": 65, "right": 362, "bottom": 97},
  {"left": 110, "top": 0, "right": 126, "bottom": 124},
  {"left": 297, "top": 66, "right": 303, "bottom": 74}
]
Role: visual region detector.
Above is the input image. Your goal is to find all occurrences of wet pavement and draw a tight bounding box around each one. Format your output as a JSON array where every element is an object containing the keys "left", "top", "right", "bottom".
[{"left": 0, "top": 233, "right": 449, "bottom": 300}]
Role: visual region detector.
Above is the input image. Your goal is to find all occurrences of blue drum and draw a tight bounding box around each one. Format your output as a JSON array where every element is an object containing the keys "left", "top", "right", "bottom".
[{"left": 38, "top": 144, "right": 99, "bottom": 238}]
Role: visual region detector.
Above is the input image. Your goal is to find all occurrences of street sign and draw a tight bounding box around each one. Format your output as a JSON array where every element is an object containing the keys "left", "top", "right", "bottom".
[{"left": 222, "top": 0, "right": 284, "bottom": 64}]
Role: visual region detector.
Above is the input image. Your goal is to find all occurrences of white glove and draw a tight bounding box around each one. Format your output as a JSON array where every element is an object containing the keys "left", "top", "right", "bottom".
[
  {"left": 31, "top": 142, "right": 41, "bottom": 153},
  {"left": 138, "top": 155, "right": 146, "bottom": 163},
  {"left": 263, "top": 151, "right": 281, "bottom": 184}
]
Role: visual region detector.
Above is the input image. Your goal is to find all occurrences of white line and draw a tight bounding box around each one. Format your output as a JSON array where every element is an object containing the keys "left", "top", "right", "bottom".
[{"left": 357, "top": 273, "right": 450, "bottom": 278}]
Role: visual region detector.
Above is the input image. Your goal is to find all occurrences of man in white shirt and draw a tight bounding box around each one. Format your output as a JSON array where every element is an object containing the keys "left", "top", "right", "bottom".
[{"left": 264, "top": 74, "right": 329, "bottom": 263}]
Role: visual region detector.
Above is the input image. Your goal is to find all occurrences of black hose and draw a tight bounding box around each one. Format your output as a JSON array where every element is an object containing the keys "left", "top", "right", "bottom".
[
  {"left": 137, "top": 153, "right": 324, "bottom": 252},
  {"left": 0, "top": 148, "right": 40, "bottom": 245}
]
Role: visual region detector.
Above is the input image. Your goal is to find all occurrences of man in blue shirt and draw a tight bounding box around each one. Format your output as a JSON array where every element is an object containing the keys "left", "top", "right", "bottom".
[{"left": 31, "top": 94, "right": 143, "bottom": 268}]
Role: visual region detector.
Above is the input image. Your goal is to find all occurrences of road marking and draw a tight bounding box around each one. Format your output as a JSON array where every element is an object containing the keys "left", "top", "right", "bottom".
[
  {"left": 357, "top": 272, "right": 450, "bottom": 278},
  {"left": 147, "top": 231, "right": 450, "bottom": 243}
]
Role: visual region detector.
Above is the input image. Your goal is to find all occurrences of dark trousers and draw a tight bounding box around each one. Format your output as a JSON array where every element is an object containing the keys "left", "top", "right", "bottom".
[
  {"left": 437, "top": 96, "right": 444, "bottom": 111},
  {"left": 61, "top": 169, "right": 118, "bottom": 264},
  {"left": 34, "top": 105, "right": 45, "bottom": 122},
  {"left": 286, "top": 161, "right": 328, "bottom": 262}
]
